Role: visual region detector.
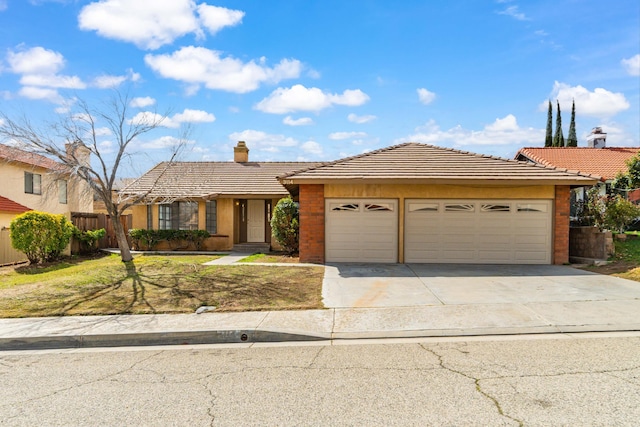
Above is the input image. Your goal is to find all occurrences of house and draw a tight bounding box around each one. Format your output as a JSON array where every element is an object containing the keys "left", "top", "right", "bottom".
[
  {"left": 122, "top": 142, "right": 320, "bottom": 251},
  {"left": 278, "top": 142, "right": 598, "bottom": 265},
  {"left": 0, "top": 143, "right": 93, "bottom": 229},
  {"left": 515, "top": 128, "right": 640, "bottom": 210},
  {"left": 93, "top": 178, "right": 135, "bottom": 216}
]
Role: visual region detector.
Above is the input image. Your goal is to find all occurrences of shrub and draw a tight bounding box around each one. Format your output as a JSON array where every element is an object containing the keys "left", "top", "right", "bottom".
[
  {"left": 576, "top": 188, "right": 640, "bottom": 233},
  {"left": 128, "top": 229, "right": 210, "bottom": 250},
  {"left": 10, "top": 211, "right": 75, "bottom": 263},
  {"left": 270, "top": 196, "right": 299, "bottom": 255},
  {"left": 72, "top": 227, "right": 106, "bottom": 253}
]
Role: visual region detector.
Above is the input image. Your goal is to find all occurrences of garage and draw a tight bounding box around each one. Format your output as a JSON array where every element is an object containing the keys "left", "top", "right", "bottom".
[
  {"left": 404, "top": 199, "right": 552, "bottom": 264},
  {"left": 325, "top": 199, "right": 398, "bottom": 262}
]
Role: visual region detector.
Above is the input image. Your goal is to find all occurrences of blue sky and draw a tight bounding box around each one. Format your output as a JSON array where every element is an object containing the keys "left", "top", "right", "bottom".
[{"left": 0, "top": 0, "right": 639, "bottom": 177}]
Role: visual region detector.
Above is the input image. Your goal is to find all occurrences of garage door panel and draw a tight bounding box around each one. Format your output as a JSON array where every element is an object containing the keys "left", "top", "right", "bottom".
[
  {"left": 405, "top": 199, "right": 552, "bottom": 264},
  {"left": 326, "top": 199, "right": 398, "bottom": 263}
]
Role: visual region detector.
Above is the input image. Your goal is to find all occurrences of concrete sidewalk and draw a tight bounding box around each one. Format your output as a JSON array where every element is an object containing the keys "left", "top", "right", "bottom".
[{"left": 2, "top": 298, "right": 640, "bottom": 351}]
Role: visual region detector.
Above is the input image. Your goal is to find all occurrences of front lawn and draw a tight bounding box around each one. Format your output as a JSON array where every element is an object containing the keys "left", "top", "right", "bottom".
[
  {"left": 0, "top": 254, "right": 324, "bottom": 318},
  {"left": 583, "top": 237, "right": 640, "bottom": 281}
]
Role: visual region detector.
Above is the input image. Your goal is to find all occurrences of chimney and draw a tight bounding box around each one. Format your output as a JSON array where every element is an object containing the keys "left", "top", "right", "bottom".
[
  {"left": 587, "top": 127, "right": 607, "bottom": 148},
  {"left": 234, "top": 141, "right": 249, "bottom": 163},
  {"left": 65, "top": 141, "right": 91, "bottom": 167}
]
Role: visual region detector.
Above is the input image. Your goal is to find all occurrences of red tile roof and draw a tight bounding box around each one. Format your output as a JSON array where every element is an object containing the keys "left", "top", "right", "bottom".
[
  {"left": 0, "top": 196, "right": 31, "bottom": 214},
  {"left": 516, "top": 147, "right": 640, "bottom": 181},
  {"left": 0, "top": 144, "right": 62, "bottom": 171}
]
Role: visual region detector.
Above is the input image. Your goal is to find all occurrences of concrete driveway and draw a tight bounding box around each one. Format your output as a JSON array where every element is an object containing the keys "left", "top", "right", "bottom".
[{"left": 323, "top": 263, "right": 640, "bottom": 308}]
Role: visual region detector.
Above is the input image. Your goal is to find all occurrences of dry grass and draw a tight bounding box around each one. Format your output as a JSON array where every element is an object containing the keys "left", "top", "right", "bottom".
[
  {"left": 240, "top": 252, "right": 300, "bottom": 263},
  {"left": 0, "top": 253, "right": 324, "bottom": 318}
]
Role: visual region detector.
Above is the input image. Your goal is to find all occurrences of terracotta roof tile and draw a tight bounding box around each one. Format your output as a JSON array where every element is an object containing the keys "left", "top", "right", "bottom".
[
  {"left": 122, "top": 161, "right": 320, "bottom": 201},
  {"left": 515, "top": 147, "right": 639, "bottom": 181},
  {"left": 0, "top": 195, "right": 31, "bottom": 214},
  {"left": 280, "top": 143, "right": 599, "bottom": 183},
  {"left": 0, "top": 144, "right": 62, "bottom": 171}
]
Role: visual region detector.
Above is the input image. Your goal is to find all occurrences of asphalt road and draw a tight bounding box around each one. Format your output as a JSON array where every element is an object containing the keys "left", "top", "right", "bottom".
[{"left": 1, "top": 333, "right": 639, "bottom": 426}]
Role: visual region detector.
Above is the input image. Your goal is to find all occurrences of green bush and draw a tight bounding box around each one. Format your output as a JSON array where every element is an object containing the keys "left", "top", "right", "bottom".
[
  {"left": 576, "top": 188, "right": 640, "bottom": 233},
  {"left": 72, "top": 227, "right": 106, "bottom": 253},
  {"left": 10, "top": 211, "right": 75, "bottom": 264},
  {"left": 128, "top": 229, "right": 210, "bottom": 250},
  {"left": 270, "top": 196, "right": 299, "bottom": 255}
]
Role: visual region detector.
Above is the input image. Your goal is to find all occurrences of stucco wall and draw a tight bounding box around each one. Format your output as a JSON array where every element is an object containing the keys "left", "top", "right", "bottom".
[
  {"left": 324, "top": 183, "right": 555, "bottom": 199},
  {"left": 0, "top": 162, "right": 80, "bottom": 228}
]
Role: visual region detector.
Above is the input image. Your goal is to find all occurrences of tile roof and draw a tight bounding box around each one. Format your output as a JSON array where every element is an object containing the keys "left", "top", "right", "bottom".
[
  {"left": 279, "top": 143, "right": 600, "bottom": 184},
  {"left": 0, "top": 144, "right": 62, "bottom": 171},
  {"left": 122, "top": 161, "right": 321, "bottom": 202},
  {"left": 515, "top": 146, "right": 640, "bottom": 181},
  {"left": 0, "top": 195, "right": 31, "bottom": 214}
]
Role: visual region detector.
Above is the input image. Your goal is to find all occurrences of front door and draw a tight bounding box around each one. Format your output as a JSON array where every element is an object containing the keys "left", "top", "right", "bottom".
[{"left": 247, "top": 199, "right": 266, "bottom": 242}]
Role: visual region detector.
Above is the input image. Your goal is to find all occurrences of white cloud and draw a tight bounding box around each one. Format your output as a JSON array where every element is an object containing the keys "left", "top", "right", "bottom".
[
  {"left": 129, "top": 111, "right": 173, "bottom": 127},
  {"left": 7, "top": 46, "right": 64, "bottom": 75},
  {"left": 172, "top": 108, "right": 215, "bottom": 124},
  {"left": 347, "top": 113, "right": 377, "bottom": 124},
  {"left": 130, "top": 96, "right": 156, "bottom": 108},
  {"left": 18, "top": 86, "right": 64, "bottom": 104},
  {"left": 141, "top": 135, "right": 195, "bottom": 149},
  {"left": 145, "top": 46, "right": 301, "bottom": 93},
  {"left": 621, "top": 54, "right": 640, "bottom": 76},
  {"left": 283, "top": 116, "right": 314, "bottom": 126},
  {"left": 395, "top": 115, "right": 544, "bottom": 147},
  {"left": 78, "top": 0, "right": 244, "bottom": 50},
  {"left": 497, "top": 5, "right": 529, "bottom": 20},
  {"left": 255, "top": 84, "right": 370, "bottom": 114},
  {"left": 484, "top": 114, "right": 519, "bottom": 132},
  {"left": 7, "top": 46, "right": 86, "bottom": 102},
  {"left": 228, "top": 129, "right": 298, "bottom": 153},
  {"left": 329, "top": 131, "right": 367, "bottom": 140},
  {"left": 196, "top": 4, "right": 244, "bottom": 34},
  {"left": 542, "top": 81, "right": 629, "bottom": 117},
  {"left": 92, "top": 69, "right": 140, "bottom": 89},
  {"left": 130, "top": 108, "right": 215, "bottom": 128},
  {"left": 417, "top": 88, "right": 436, "bottom": 105},
  {"left": 301, "top": 140, "right": 322, "bottom": 156},
  {"left": 94, "top": 127, "right": 112, "bottom": 136}
]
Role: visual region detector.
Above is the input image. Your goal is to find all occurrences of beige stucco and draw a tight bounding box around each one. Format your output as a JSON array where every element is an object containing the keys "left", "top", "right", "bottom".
[
  {"left": 324, "top": 183, "right": 555, "bottom": 199},
  {"left": 0, "top": 162, "right": 92, "bottom": 229},
  {"left": 324, "top": 183, "right": 556, "bottom": 263}
]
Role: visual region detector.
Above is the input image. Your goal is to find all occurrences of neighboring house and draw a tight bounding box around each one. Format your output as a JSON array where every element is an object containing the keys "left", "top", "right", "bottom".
[
  {"left": 122, "top": 142, "right": 320, "bottom": 251},
  {"left": 0, "top": 143, "right": 93, "bottom": 229},
  {"left": 515, "top": 136, "right": 640, "bottom": 213},
  {"left": 93, "top": 177, "right": 135, "bottom": 216},
  {"left": 0, "top": 195, "right": 31, "bottom": 229},
  {"left": 278, "top": 142, "right": 597, "bottom": 265}
]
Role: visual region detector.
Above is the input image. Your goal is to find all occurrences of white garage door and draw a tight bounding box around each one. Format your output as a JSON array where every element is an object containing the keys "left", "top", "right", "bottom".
[
  {"left": 405, "top": 199, "right": 552, "bottom": 264},
  {"left": 325, "top": 199, "right": 398, "bottom": 263}
]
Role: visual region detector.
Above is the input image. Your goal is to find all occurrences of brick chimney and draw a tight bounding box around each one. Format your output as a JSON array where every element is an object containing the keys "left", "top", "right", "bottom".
[{"left": 234, "top": 141, "right": 249, "bottom": 163}]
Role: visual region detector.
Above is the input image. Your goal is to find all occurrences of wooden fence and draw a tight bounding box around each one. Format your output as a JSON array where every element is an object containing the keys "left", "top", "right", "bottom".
[
  {"left": 71, "top": 212, "right": 132, "bottom": 251},
  {"left": 0, "top": 229, "right": 27, "bottom": 266}
]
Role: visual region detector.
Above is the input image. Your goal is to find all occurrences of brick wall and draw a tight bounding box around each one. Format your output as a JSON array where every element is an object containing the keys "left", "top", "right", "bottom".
[
  {"left": 553, "top": 185, "right": 570, "bottom": 264},
  {"left": 299, "top": 184, "right": 325, "bottom": 263}
]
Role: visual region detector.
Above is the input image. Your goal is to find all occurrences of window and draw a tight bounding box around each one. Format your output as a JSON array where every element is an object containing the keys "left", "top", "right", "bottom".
[
  {"left": 331, "top": 203, "right": 359, "bottom": 211},
  {"left": 365, "top": 203, "right": 393, "bottom": 212},
  {"left": 147, "top": 205, "right": 153, "bottom": 229},
  {"left": 517, "top": 203, "right": 548, "bottom": 213},
  {"left": 158, "top": 202, "right": 199, "bottom": 230},
  {"left": 57, "top": 180, "right": 67, "bottom": 204},
  {"left": 445, "top": 203, "right": 474, "bottom": 212},
  {"left": 24, "top": 172, "right": 42, "bottom": 195},
  {"left": 206, "top": 201, "right": 217, "bottom": 234},
  {"left": 409, "top": 203, "right": 439, "bottom": 212},
  {"left": 480, "top": 203, "right": 510, "bottom": 212},
  {"left": 158, "top": 204, "right": 172, "bottom": 230}
]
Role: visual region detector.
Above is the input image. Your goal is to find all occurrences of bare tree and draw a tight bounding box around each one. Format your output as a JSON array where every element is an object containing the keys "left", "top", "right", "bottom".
[{"left": 0, "top": 91, "right": 187, "bottom": 262}]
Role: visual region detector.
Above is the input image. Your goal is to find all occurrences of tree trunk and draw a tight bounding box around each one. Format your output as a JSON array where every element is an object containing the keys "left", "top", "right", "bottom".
[{"left": 111, "top": 214, "right": 133, "bottom": 262}]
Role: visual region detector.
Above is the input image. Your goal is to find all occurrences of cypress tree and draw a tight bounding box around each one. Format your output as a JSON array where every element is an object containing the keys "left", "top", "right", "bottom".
[
  {"left": 545, "top": 100, "right": 553, "bottom": 147},
  {"left": 567, "top": 99, "right": 578, "bottom": 147},
  {"left": 553, "top": 100, "right": 564, "bottom": 147}
]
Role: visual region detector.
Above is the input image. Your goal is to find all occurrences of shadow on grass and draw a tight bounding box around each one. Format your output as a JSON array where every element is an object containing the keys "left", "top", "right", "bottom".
[{"left": 15, "top": 253, "right": 108, "bottom": 275}]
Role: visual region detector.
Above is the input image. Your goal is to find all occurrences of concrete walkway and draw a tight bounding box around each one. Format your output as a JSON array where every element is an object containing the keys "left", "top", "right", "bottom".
[{"left": 1, "top": 256, "right": 639, "bottom": 351}]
